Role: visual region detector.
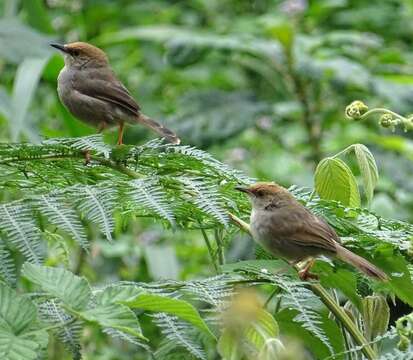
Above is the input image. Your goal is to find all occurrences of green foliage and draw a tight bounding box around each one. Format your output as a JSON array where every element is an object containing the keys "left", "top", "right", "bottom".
[
  {"left": 315, "top": 157, "right": 361, "bottom": 207},
  {"left": 2, "top": 1, "right": 413, "bottom": 358}
]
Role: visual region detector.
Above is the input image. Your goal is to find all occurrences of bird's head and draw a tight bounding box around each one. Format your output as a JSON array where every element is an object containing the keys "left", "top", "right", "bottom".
[
  {"left": 50, "top": 42, "right": 109, "bottom": 69},
  {"left": 236, "top": 182, "right": 294, "bottom": 209}
]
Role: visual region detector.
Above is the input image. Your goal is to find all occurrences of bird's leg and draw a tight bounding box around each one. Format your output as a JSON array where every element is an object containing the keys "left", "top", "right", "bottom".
[
  {"left": 117, "top": 122, "right": 125, "bottom": 145},
  {"left": 97, "top": 122, "right": 107, "bottom": 133},
  {"left": 83, "top": 123, "right": 107, "bottom": 165},
  {"left": 297, "top": 258, "right": 318, "bottom": 281}
]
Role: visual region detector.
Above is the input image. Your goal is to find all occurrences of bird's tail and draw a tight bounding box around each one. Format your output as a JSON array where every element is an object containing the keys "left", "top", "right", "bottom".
[
  {"left": 136, "top": 113, "right": 180, "bottom": 145},
  {"left": 336, "top": 244, "right": 388, "bottom": 281}
]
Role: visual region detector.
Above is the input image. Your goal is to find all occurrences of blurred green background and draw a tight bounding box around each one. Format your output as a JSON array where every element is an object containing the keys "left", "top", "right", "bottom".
[{"left": 2, "top": 0, "right": 413, "bottom": 357}]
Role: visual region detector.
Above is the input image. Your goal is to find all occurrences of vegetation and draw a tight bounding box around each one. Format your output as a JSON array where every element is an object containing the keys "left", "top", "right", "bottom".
[{"left": 1, "top": 0, "right": 413, "bottom": 359}]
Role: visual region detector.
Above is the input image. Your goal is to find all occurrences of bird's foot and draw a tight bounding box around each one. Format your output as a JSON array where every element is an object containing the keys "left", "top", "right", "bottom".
[{"left": 298, "top": 269, "right": 319, "bottom": 281}]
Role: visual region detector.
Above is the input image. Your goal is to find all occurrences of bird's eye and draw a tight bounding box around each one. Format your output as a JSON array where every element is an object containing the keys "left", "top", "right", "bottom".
[
  {"left": 256, "top": 190, "right": 264, "bottom": 197},
  {"left": 71, "top": 50, "right": 80, "bottom": 56}
]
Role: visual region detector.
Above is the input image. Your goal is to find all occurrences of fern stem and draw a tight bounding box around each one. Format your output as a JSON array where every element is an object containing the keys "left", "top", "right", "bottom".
[
  {"left": 214, "top": 229, "right": 225, "bottom": 266},
  {"left": 228, "top": 212, "right": 377, "bottom": 360},
  {"left": 198, "top": 222, "right": 219, "bottom": 273},
  {"left": 0, "top": 152, "right": 143, "bottom": 179}
]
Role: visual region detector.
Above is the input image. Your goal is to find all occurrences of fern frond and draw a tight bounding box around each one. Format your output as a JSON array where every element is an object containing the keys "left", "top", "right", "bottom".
[
  {"left": 242, "top": 266, "right": 334, "bottom": 355},
  {"left": 152, "top": 313, "right": 206, "bottom": 360},
  {"left": 167, "top": 145, "right": 251, "bottom": 183},
  {"left": 0, "top": 203, "right": 43, "bottom": 263},
  {"left": 34, "top": 195, "right": 88, "bottom": 249},
  {"left": 38, "top": 300, "right": 82, "bottom": 360},
  {"left": 128, "top": 179, "right": 175, "bottom": 225},
  {"left": 102, "top": 327, "right": 151, "bottom": 351},
  {"left": 70, "top": 185, "right": 116, "bottom": 241},
  {"left": 179, "top": 177, "right": 228, "bottom": 226},
  {"left": 0, "top": 241, "right": 16, "bottom": 286},
  {"left": 182, "top": 275, "right": 234, "bottom": 307},
  {"left": 44, "top": 134, "right": 111, "bottom": 158}
]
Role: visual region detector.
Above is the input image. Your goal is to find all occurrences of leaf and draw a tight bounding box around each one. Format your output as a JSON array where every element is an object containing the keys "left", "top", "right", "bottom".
[
  {"left": 22, "top": 263, "right": 91, "bottom": 311},
  {"left": 373, "top": 246, "right": 413, "bottom": 307},
  {"left": 315, "top": 261, "right": 362, "bottom": 311},
  {"left": 0, "top": 284, "right": 45, "bottom": 360},
  {"left": 123, "top": 293, "right": 215, "bottom": 339},
  {"left": 0, "top": 204, "right": 43, "bottom": 264},
  {"left": 352, "top": 144, "right": 379, "bottom": 206},
  {"left": 217, "top": 330, "right": 243, "bottom": 360},
  {"left": 314, "top": 157, "right": 361, "bottom": 207},
  {"left": 10, "top": 57, "right": 49, "bottom": 141},
  {"left": 100, "top": 25, "right": 282, "bottom": 61},
  {"left": 79, "top": 304, "right": 145, "bottom": 339},
  {"left": 38, "top": 300, "right": 81, "bottom": 359},
  {"left": 35, "top": 195, "right": 88, "bottom": 250},
  {"left": 70, "top": 185, "right": 116, "bottom": 241},
  {"left": 362, "top": 295, "right": 389, "bottom": 343},
  {"left": 94, "top": 285, "right": 143, "bottom": 306},
  {"left": 0, "top": 241, "right": 16, "bottom": 287},
  {"left": 0, "top": 284, "right": 36, "bottom": 334},
  {"left": 0, "top": 331, "right": 40, "bottom": 360},
  {"left": 153, "top": 313, "right": 206, "bottom": 360},
  {"left": 179, "top": 177, "right": 229, "bottom": 225},
  {"left": 275, "top": 309, "right": 345, "bottom": 360},
  {"left": 128, "top": 179, "right": 175, "bottom": 225}
]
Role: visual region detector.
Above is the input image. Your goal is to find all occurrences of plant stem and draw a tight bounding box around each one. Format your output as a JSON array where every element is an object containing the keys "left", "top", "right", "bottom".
[
  {"left": 214, "top": 229, "right": 225, "bottom": 266},
  {"left": 228, "top": 212, "right": 377, "bottom": 360},
  {"left": 198, "top": 222, "right": 219, "bottom": 273}
]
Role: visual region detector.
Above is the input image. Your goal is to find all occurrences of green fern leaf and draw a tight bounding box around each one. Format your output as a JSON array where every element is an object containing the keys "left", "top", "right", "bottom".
[
  {"left": 70, "top": 184, "right": 116, "bottom": 241},
  {"left": 0, "top": 241, "right": 16, "bottom": 287},
  {"left": 152, "top": 313, "right": 206, "bottom": 360},
  {"left": 128, "top": 179, "right": 175, "bottom": 225},
  {"left": 38, "top": 300, "right": 82, "bottom": 360},
  {"left": 0, "top": 203, "right": 43, "bottom": 264},
  {"left": 22, "top": 263, "right": 91, "bottom": 311},
  {"left": 179, "top": 177, "right": 228, "bottom": 225},
  {"left": 35, "top": 195, "right": 88, "bottom": 249}
]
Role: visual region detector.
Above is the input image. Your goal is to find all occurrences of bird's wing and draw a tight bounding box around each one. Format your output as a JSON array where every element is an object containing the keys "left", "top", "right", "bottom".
[
  {"left": 269, "top": 207, "right": 338, "bottom": 253},
  {"left": 73, "top": 73, "right": 140, "bottom": 115}
]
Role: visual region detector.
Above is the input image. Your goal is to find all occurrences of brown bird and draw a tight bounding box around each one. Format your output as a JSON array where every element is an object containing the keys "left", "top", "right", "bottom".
[
  {"left": 236, "top": 182, "right": 387, "bottom": 281},
  {"left": 51, "top": 42, "right": 180, "bottom": 145}
]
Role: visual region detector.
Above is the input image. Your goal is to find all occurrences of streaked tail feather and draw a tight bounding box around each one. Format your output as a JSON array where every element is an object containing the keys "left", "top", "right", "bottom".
[
  {"left": 336, "top": 244, "right": 388, "bottom": 281},
  {"left": 137, "top": 113, "right": 180, "bottom": 144}
]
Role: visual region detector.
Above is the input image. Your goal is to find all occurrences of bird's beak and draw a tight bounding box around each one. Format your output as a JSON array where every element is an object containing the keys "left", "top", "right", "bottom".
[
  {"left": 50, "top": 43, "right": 68, "bottom": 53},
  {"left": 235, "top": 186, "right": 252, "bottom": 194}
]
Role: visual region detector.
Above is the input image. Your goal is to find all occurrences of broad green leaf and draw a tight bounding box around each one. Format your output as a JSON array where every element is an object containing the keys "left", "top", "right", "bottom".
[
  {"left": 10, "top": 57, "right": 49, "bottom": 141},
  {"left": 373, "top": 246, "right": 413, "bottom": 307},
  {"left": 314, "top": 157, "right": 360, "bottom": 207},
  {"left": 123, "top": 293, "right": 215, "bottom": 338},
  {"left": 245, "top": 308, "right": 279, "bottom": 350},
  {"left": 0, "top": 284, "right": 46, "bottom": 360},
  {"left": 22, "top": 263, "right": 91, "bottom": 311},
  {"left": 353, "top": 144, "right": 378, "bottom": 206},
  {"left": 0, "top": 284, "right": 36, "bottom": 334},
  {"left": 0, "top": 330, "right": 39, "bottom": 360},
  {"left": 315, "top": 262, "right": 362, "bottom": 311},
  {"left": 79, "top": 304, "right": 145, "bottom": 339},
  {"left": 362, "top": 295, "right": 389, "bottom": 343},
  {"left": 275, "top": 309, "right": 345, "bottom": 360},
  {"left": 95, "top": 286, "right": 142, "bottom": 306},
  {"left": 217, "top": 330, "right": 243, "bottom": 360}
]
